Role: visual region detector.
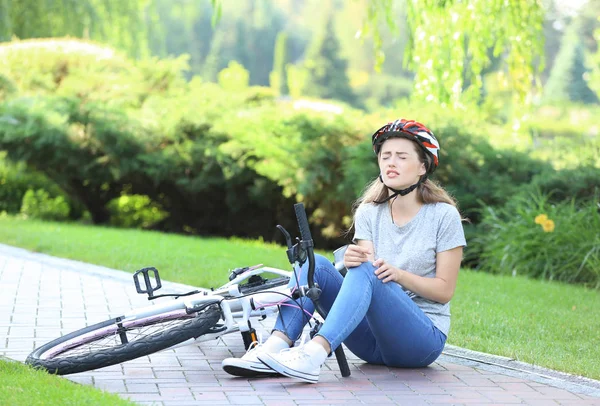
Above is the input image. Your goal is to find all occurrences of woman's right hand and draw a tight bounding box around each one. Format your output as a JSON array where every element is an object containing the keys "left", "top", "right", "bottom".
[{"left": 344, "top": 244, "right": 373, "bottom": 268}]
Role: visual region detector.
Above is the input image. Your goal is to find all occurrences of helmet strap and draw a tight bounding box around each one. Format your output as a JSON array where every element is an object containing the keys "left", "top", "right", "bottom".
[{"left": 374, "top": 175, "right": 427, "bottom": 204}]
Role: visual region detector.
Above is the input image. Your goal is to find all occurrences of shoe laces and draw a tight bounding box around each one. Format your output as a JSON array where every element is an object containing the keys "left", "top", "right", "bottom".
[
  {"left": 276, "top": 345, "right": 312, "bottom": 363},
  {"left": 246, "top": 340, "right": 262, "bottom": 354}
]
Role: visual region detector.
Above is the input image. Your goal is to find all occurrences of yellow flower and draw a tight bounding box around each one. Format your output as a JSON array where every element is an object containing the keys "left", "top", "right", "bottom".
[
  {"left": 542, "top": 219, "right": 555, "bottom": 233},
  {"left": 534, "top": 214, "right": 548, "bottom": 225}
]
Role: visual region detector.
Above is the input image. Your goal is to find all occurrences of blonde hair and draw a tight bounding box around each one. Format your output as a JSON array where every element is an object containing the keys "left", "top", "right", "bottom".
[{"left": 354, "top": 177, "right": 457, "bottom": 209}]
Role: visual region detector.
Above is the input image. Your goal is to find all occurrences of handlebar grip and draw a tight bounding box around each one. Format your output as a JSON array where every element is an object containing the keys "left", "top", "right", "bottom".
[{"left": 294, "top": 203, "right": 312, "bottom": 241}]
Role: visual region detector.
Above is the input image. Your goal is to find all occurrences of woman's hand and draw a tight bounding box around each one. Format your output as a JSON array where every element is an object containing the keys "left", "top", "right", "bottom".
[
  {"left": 373, "top": 258, "right": 402, "bottom": 284},
  {"left": 343, "top": 244, "right": 373, "bottom": 268}
]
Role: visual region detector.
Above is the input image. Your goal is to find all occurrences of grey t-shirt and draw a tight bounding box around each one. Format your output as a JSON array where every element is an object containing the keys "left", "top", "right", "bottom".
[{"left": 353, "top": 201, "right": 466, "bottom": 336}]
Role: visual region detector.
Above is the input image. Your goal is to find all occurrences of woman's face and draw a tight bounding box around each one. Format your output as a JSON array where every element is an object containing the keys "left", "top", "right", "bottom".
[{"left": 378, "top": 137, "right": 426, "bottom": 190}]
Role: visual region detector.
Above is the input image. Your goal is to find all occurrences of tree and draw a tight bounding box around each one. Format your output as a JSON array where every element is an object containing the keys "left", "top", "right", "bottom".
[
  {"left": 0, "top": 0, "right": 152, "bottom": 58},
  {"left": 211, "top": 0, "right": 546, "bottom": 110},
  {"left": 147, "top": 0, "right": 214, "bottom": 77},
  {"left": 544, "top": 21, "right": 599, "bottom": 104},
  {"left": 270, "top": 31, "right": 290, "bottom": 96},
  {"left": 303, "top": 15, "right": 358, "bottom": 106}
]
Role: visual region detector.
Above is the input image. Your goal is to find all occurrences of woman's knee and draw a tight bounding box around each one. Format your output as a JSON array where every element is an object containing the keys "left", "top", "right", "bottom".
[
  {"left": 313, "top": 254, "right": 344, "bottom": 288},
  {"left": 290, "top": 254, "right": 335, "bottom": 287},
  {"left": 314, "top": 254, "right": 332, "bottom": 268},
  {"left": 348, "top": 261, "right": 377, "bottom": 278}
]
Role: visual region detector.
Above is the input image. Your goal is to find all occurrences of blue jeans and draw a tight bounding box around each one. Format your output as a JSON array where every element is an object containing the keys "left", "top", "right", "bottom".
[{"left": 273, "top": 254, "right": 447, "bottom": 367}]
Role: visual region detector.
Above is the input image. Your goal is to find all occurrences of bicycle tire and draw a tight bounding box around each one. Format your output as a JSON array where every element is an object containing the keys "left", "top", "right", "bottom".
[{"left": 26, "top": 304, "right": 221, "bottom": 375}]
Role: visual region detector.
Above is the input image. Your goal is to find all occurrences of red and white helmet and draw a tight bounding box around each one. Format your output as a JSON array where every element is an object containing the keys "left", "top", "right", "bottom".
[{"left": 371, "top": 119, "right": 440, "bottom": 175}]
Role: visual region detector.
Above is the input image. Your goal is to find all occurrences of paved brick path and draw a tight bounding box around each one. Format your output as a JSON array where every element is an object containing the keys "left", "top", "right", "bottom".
[{"left": 1, "top": 243, "right": 599, "bottom": 405}]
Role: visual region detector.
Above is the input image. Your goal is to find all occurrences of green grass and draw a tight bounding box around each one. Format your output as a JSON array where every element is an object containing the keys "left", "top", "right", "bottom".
[
  {"left": 0, "top": 216, "right": 304, "bottom": 288},
  {"left": 451, "top": 269, "right": 600, "bottom": 377},
  {"left": 0, "top": 358, "right": 134, "bottom": 405},
  {"left": 0, "top": 215, "right": 599, "bottom": 392}
]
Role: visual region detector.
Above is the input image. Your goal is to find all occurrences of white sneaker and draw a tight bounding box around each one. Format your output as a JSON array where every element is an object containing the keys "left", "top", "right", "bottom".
[
  {"left": 222, "top": 341, "right": 280, "bottom": 377},
  {"left": 257, "top": 344, "right": 325, "bottom": 383}
]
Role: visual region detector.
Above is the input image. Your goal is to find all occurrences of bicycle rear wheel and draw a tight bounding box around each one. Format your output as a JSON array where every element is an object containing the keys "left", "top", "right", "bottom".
[{"left": 26, "top": 304, "right": 221, "bottom": 375}]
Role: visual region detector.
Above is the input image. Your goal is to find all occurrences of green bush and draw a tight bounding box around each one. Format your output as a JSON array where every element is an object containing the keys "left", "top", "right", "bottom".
[
  {"left": 0, "top": 38, "right": 570, "bottom": 250},
  {"left": 523, "top": 104, "right": 600, "bottom": 169},
  {"left": 524, "top": 165, "right": 600, "bottom": 203},
  {"left": 0, "top": 73, "right": 17, "bottom": 101},
  {"left": 20, "top": 189, "right": 70, "bottom": 221},
  {"left": 353, "top": 73, "right": 413, "bottom": 111},
  {"left": 471, "top": 192, "right": 600, "bottom": 287},
  {"left": 0, "top": 154, "right": 65, "bottom": 214},
  {"left": 107, "top": 194, "right": 168, "bottom": 228}
]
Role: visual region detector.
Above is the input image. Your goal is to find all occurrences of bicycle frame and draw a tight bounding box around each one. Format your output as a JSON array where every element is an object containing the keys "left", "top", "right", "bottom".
[{"left": 118, "top": 266, "right": 298, "bottom": 348}]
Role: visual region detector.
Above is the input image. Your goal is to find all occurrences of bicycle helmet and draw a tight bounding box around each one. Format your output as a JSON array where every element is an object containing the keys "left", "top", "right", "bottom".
[
  {"left": 370, "top": 119, "right": 440, "bottom": 203},
  {"left": 371, "top": 119, "right": 440, "bottom": 174}
]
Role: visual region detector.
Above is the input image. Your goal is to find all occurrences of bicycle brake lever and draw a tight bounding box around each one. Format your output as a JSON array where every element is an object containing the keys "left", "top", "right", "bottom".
[{"left": 276, "top": 225, "right": 292, "bottom": 248}]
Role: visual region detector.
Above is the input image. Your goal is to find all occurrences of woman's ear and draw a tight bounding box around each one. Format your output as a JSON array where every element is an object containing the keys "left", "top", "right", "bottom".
[{"left": 419, "top": 162, "right": 427, "bottom": 176}]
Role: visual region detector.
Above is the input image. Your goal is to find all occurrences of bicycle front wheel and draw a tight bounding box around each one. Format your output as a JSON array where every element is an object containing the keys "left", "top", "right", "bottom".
[{"left": 26, "top": 304, "right": 221, "bottom": 375}]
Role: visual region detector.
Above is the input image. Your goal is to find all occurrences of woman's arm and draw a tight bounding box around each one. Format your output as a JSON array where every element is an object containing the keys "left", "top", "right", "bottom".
[{"left": 373, "top": 246, "right": 463, "bottom": 304}]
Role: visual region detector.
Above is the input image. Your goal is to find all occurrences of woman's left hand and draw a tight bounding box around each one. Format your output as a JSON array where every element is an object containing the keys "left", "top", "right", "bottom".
[{"left": 373, "top": 258, "right": 402, "bottom": 284}]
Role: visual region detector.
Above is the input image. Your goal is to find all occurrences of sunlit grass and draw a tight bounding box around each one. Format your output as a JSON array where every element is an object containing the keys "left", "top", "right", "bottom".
[{"left": 0, "top": 358, "right": 134, "bottom": 406}]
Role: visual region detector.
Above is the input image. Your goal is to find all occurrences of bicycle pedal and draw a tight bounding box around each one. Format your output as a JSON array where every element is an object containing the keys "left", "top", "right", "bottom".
[{"left": 133, "top": 267, "right": 162, "bottom": 299}]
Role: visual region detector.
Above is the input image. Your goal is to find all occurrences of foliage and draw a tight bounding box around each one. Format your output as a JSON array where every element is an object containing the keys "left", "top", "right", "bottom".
[
  {"left": 543, "top": 21, "right": 599, "bottom": 105},
  {"left": 363, "top": 0, "right": 545, "bottom": 110},
  {"left": 0, "top": 0, "right": 152, "bottom": 58},
  {"left": 579, "top": 0, "right": 600, "bottom": 99},
  {"left": 0, "top": 72, "right": 16, "bottom": 101},
  {"left": 524, "top": 104, "right": 600, "bottom": 169},
  {"left": 0, "top": 39, "right": 296, "bottom": 241},
  {"left": 184, "top": 0, "right": 285, "bottom": 86},
  {"left": 0, "top": 153, "right": 67, "bottom": 214},
  {"left": 286, "top": 65, "right": 309, "bottom": 99},
  {"left": 270, "top": 31, "right": 289, "bottom": 96},
  {"left": 472, "top": 192, "right": 600, "bottom": 287},
  {"left": 20, "top": 189, "right": 70, "bottom": 221},
  {"left": 302, "top": 15, "right": 358, "bottom": 107},
  {"left": 352, "top": 72, "right": 413, "bottom": 110},
  {"left": 524, "top": 165, "right": 600, "bottom": 203},
  {"left": 0, "top": 95, "right": 143, "bottom": 224},
  {"left": 0, "top": 38, "right": 588, "bottom": 251},
  {"left": 107, "top": 194, "right": 168, "bottom": 228},
  {"left": 217, "top": 61, "right": 250, "bottom": 91}
]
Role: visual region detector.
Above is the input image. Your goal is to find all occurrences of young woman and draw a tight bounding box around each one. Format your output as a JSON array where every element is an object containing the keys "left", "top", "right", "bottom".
[{"left": 222, "top": 119, "right": 466, "bottom": 383}]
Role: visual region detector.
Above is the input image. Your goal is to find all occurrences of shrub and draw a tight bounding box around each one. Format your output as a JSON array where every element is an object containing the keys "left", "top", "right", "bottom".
[
  {"left": 107, "top": 195, "right": 168, "bottom": 229},
  {"left": 0, "top": 154, "right": 65, "bottom": 214},
  {"left": 0, "top": 73, "right": 17, "bottom": 101},
  {"left": 20, "top": 189, "right": 70, "bottom": 221},
  {"left": 524, "top": 165, "right": 600, "bottom": 203},
  {"left": 471, "top": 191, "right": 600, "bottom": 287},
  {"left": 523, "top": 104, "right": 600, "bottom": 169}
]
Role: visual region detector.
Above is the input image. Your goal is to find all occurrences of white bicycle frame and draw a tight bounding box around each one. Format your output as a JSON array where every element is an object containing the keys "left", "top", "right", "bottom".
[{"left": 120, "top": 266, "right": 301, "bottom": 347}]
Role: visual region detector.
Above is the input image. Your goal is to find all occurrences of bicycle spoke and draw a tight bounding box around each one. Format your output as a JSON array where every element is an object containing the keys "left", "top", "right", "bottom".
[{"left": 51, "top": 316, "right": 194, "bottom": 359}]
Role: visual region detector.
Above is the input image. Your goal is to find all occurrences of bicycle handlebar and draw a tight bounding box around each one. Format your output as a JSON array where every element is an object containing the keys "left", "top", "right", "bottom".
[
  {"left": 293, "top": 203, "right": 351, "bottom": 378},
  {"left": 294, "top": 203, "right": 313, "bottom": 242},
  {"left": 294, "top": 203, "right": 315, "bottom": 287}
]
